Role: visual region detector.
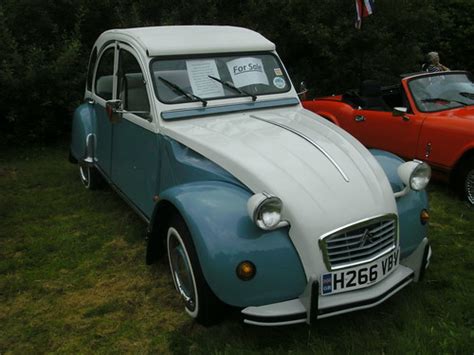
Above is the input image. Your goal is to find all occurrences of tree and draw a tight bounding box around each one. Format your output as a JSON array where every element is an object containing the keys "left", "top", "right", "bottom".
[{"left": 0, "top": 0, "right": 472, "bottom": 144}]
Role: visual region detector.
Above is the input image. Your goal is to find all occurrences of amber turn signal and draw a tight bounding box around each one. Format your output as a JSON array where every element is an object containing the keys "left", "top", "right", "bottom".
[
  {"left": 420, "top": 209, "right": 430, "bottom": 225},
  {"left": 236, "top": 261, "right": 256, "bottom": 281}
]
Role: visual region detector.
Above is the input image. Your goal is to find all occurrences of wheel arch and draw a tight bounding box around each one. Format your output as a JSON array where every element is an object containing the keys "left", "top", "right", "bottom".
[
  {"left": 146, "top": 199, "right": 180, "bottom": 264},
  {"left": 450, "top": 147, "right": 474, "bottom": 185},
  {"left": 70, "top": 103, "right": 96, "bottom": 163},
  {"left": 145, "top": 180, "right": 307, "bottom": 307}
]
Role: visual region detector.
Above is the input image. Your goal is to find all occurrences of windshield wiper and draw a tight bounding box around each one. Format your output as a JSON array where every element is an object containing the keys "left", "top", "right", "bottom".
[
  {"left": 158, "top": 76, "right": 207, "bottom": 107},
  {"left": 208, "top": 75, "right": 257, "bottom": 101},
  {"left": 459, "top": 92, "right": 474, "bottom": 100},
  {"left": 421, "top": 97, "right": 467, "bottom": 106}
]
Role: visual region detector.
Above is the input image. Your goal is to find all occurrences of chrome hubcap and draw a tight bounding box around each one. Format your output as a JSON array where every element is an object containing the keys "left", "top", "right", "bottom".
[
  {"left": 79, "top": 165, "right": 89, "bottom": 186},
  {"left": 168, "top": 233, "right": 196, "bottom": 311},
  {"left": 466, "top": 169, "right": 474, "bottom": 205}
]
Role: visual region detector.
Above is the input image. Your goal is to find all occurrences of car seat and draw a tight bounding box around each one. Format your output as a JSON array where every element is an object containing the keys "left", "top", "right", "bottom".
[{"left": 359, "top": 80, "right": 390, "bottom": 111}]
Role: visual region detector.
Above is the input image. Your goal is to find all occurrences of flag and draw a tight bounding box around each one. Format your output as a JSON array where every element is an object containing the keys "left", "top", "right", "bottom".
[{"left": 355, "top": 0, "right": 375, "bottom": 29}]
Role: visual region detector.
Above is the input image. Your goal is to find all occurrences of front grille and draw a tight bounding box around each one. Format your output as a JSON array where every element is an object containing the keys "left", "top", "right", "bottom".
[{"left": 320, "top": 215, "right": 398, "bottom": 270}]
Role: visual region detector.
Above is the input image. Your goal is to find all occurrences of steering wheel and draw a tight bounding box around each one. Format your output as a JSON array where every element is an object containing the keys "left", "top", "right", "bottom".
[
  {"left": 169, "top": 94, "right": 189, "bottom": 103},
  {"left": 239, "top": 83, "right": 270, "bottom": 94}
]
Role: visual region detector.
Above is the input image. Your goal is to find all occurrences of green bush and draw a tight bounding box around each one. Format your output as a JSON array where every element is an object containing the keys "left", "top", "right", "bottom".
[{"left": 0, "top": 0, "right": 472, "bottom": 144}]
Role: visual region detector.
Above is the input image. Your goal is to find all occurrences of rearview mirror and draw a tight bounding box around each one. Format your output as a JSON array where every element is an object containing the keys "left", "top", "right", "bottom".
[
  {"left": 392, "top": 107, "right": 410, "bottom": 121},
  {"left": 106, "top": 99, "right": 124, "bottom": 123},
  {"left": 106, "top": 99, "right": 152, "bottom": 122},
  {"left": 297, "top": 81, "right": 308, "bottom": 101},
  {"left": 392, "top": 107, "right": 408, "bottom": 116}
]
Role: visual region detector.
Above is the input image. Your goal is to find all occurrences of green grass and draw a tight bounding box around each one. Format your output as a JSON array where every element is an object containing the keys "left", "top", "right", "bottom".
[{"left": 0, "top": 146, "right": 473, "bottom": 354}]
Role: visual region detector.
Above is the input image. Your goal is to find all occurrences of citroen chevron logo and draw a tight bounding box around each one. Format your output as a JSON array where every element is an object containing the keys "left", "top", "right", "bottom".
[{"left": 360, "top": 228, "right": 374, "bottom": 247}]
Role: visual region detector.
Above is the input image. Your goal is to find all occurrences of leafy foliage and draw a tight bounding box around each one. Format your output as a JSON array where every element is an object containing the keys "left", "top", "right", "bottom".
[{"left": 1, "top": 0, "right": 472, "bottom": 143}]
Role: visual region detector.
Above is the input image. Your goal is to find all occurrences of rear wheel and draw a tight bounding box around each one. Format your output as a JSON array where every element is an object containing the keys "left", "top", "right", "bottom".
[
  {"left": 79, "top": 164, "right": 103, "bottom": 190},
  {"left": 458, "top": 157, "right": 474, "bottom": 206},
  {"left": 166, "top": 214, "right": 223, "bottom": 325}
]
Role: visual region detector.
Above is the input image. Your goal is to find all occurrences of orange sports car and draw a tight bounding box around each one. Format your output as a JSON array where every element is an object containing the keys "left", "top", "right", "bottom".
[{"left": 303, "top": 71, "right": 474, "bottom": 205}]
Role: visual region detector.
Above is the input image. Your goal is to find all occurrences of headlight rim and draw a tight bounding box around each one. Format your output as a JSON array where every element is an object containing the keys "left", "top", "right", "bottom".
[
  {"left": 247, "top": 192, "right": 288, "bottom": 231},
  {"left": 409, "top": 161, "right": 432, "bottom": 191}
]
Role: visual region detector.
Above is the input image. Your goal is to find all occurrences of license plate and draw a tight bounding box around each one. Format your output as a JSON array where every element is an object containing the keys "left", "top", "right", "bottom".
[{"left": 320, "top": 248, "right": 400, "bottom": 296}]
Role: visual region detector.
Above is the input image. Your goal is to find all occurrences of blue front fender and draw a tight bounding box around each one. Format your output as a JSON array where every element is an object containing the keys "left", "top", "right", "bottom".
[
  {"left": 156, "top": 181, "right": 307, "bottom": 307},
  {"left": 371, "top": 149, "right": 429, "bottom": 258},
  {"left": 70, "top": 103, "right": 95, "bottom": 161}
]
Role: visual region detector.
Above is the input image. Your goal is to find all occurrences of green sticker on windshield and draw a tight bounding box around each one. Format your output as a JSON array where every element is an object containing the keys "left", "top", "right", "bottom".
[{"left": 273, "top": 77, "right": 286, "bottom": 89}]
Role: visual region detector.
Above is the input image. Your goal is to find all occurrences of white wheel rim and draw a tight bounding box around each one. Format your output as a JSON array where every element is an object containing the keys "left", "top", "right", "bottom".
[
  {"left": 466, "top": 169, "right": 474, "bottom": 205},
  {"left": 167, "top": 227, "right": 199, "bottom": 317},
  {"left": 79, "top": 165, "right": 90, "bottom": 188}
]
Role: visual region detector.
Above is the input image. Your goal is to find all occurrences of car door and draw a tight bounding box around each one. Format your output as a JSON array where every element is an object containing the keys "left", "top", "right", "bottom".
[
  {"left": 346, "top": 109, "right": 423, "bottom": 159},
  {"left": 92, "top": 44, "right": 117, "bottom": 177},
  {"left": 110, "top": 44, "right": 159, "bottom": 219},
  {"left": 415, "top": 114, "right": 455, "bottom": 171},
  {"left": 343, "top": 85, "right": 425, "bottom": 160}
]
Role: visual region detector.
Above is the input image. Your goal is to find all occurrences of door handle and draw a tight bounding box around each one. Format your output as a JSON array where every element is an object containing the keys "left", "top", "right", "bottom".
[
  {"left": 85, "top": 98, "right": 95, "bottom": 105},
  {"left": 355, "top": 115, "right": 365, "bottom": 122}
]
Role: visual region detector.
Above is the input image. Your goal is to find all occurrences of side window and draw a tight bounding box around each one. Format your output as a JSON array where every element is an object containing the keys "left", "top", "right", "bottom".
[
  {"left": 86, "top": 47, "right": 98, "bottom": 92},
  {"left": 94, "top": 47, "right": 115, "bottom": 100},
  {"left": 118, "top": 49, "right": 150, "bottom": 119}
]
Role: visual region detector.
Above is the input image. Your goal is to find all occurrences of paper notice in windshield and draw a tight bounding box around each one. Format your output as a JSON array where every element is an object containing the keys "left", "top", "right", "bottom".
[
  {"left": 227, "top": 57, "right": 269, "bottom": 88},
  {"left": 186, "top": 59, "right": 225, "bottom": 98}
]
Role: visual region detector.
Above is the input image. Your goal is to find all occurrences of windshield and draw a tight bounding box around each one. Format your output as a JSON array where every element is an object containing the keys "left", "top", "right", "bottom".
[
  {"left": 150, "top": 53, "right": 291, "bottom": 104},
  {"left": 408, "top": 72, "right": 474, "bottom": 112}
]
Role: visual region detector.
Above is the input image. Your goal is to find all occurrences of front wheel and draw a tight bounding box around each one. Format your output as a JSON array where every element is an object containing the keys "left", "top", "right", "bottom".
[
  {"left": 167, "top": 215, "right": 223, "bottom": 325},
  {"left": 460, "top": 158, "right": 474, "bottom": 205}
]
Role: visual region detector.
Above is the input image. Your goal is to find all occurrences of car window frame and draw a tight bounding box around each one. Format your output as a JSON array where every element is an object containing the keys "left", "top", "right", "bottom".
[
  {"left": 116, "top": 46, "right": 152, "bottom": 121},
  {"left": 86, "top": 47, "right": 98, "bottom": 92},
  {"left": 94, "top": 44, "right": 117, "bottom": 101}
]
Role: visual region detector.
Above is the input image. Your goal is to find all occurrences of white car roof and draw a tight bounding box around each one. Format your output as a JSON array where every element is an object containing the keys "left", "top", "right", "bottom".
[{"left": 97, "top": 26, "right": 276, "bottom": 56}]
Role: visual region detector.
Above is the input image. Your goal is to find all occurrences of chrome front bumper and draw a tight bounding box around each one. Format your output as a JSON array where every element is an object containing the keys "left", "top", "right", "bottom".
[{"left": 242, "top": 238, "right": 431, "bottom": 327}]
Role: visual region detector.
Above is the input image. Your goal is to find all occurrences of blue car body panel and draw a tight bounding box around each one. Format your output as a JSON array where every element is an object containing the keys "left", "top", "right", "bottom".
[
  {"left": 94, "top": 102, "right": 113, "bottom": 176},
  {"left": 160, "top": 137, "right": 243, "bottom": 190},
  {"left": 158, "top": 181, "right": 307, "bottom": 307},
  {"left": 111, "top": 119, "right": 160, "bottom": 217},
  {"left": 71, "top": 103, "right": 95, "bottom": 160},
  {"left": 149, "top": 138, "right": 308, "bottom": 307}
]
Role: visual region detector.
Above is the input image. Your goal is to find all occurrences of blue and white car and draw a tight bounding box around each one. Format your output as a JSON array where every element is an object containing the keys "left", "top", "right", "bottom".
[{"left": 70, "top": 26, "right": 432, "bottom": 326}]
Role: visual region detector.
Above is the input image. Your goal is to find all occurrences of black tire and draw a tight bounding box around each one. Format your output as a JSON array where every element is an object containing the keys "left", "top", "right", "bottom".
[
  {"left": 166, "top": 214, "right": 223, "bottom": 326},
  {"left": 79, "top": 164, "right": 103, "bottom": 190},
  {"left": 459, "top": 157, "right": 474, "bottom": 206}
]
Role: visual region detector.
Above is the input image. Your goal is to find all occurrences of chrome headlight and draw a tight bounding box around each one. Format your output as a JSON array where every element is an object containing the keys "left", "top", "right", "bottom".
[
  {"left": 397, "top": 160, "right": 431, "bottom": 191},
  {"left": 247, "top": 192, "right": 288, "bottom": 230}
]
